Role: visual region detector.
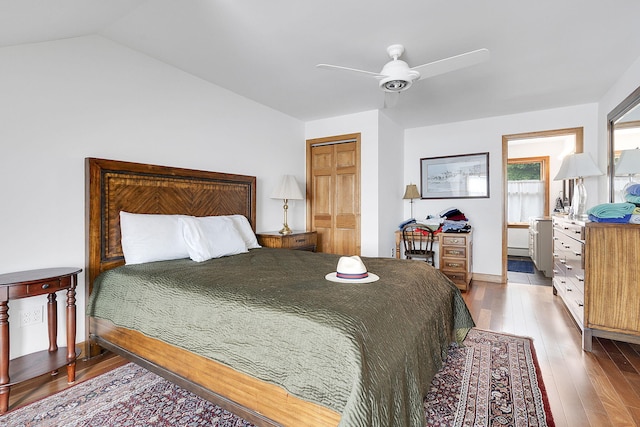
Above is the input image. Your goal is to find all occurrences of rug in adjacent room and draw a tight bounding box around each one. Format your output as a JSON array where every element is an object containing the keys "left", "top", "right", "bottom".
[
  {"left": 0, "top": 329, "right": 554, "bottom": 427},
  {"left": 507, "top": 258, "right": 536, "bottom": 274}
]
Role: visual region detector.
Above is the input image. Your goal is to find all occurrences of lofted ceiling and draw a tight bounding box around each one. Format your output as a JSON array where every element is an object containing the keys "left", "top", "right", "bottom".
[{"left": 2, "top": 0, "right": 640, "bottom": 129}]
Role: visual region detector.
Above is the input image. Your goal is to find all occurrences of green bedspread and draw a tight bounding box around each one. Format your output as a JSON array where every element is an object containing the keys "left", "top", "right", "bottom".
[{"left": 87, "top": 248, "right": 474, "bottom": 427}]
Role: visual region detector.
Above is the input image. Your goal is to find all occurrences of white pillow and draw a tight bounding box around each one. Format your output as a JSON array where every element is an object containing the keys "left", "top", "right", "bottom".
[
  {"left": 227, "top": 215, "right": 261, "bottom": 249},
  {"left": 180, "top": 216, "right": 248, "bottom": 262},
  {"left": 120, "top": 212, "right": 191, "bottom": 265}
]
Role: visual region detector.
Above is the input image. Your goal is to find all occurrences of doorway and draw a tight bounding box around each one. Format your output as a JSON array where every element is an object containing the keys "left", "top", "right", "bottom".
[
  {"left": 501, "top": 127, "right": 583, "bottom": 282},
  {"left": 306, "top": 133, "right": 361, "bottom": 255}
]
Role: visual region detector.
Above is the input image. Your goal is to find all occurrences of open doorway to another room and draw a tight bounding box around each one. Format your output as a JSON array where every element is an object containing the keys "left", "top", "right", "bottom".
[{"left": 501, "top": 128, "right": 583, "bottom": 285}]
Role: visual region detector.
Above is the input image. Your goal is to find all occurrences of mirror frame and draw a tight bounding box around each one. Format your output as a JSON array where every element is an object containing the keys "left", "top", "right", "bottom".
[{"left": 607, "top": 84, "right": 640, "bottom": 202}]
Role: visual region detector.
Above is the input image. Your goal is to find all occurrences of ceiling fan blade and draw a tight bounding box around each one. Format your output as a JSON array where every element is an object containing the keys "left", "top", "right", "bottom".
[
  {"left": 316, "top": 63, "right": 382, "bottom": 78},
  {"left": 412, "top": 48, "right": 490, "bottom": 80},
  {"left": 383, "top": 91, "right": 400, "bottom": 109}
]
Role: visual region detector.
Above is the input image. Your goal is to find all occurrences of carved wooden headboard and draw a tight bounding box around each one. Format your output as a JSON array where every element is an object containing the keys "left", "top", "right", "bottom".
[{"left": 85, "top": 158, "right": 256, "bottom": 293}]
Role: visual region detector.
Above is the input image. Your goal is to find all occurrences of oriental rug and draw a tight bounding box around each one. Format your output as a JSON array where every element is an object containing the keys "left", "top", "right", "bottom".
[{"left": 0, "top": 329, "right": 554, "bottom": 427}]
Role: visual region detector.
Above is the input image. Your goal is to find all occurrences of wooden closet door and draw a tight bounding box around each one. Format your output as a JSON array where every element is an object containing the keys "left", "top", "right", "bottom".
[{"left": 307, "top": 135, "right": 361, "bottom": 255}]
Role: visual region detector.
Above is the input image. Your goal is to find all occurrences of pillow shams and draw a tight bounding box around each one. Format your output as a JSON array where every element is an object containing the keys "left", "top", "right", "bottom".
[
  {"left": 120, "top": 212, "right": 190, "bottom": 265},
  {"left": 228, "top": 215, "right": 261, "bottom": 249},
  {"left": 180, "top": 216, "right": 248, "bottom": 262}
]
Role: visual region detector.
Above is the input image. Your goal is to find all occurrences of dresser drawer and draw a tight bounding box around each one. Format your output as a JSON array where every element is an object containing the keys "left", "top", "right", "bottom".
[
  {"left": 443, "top": 271, "right": 469, "bottom": 287},
  {"left": 554, "top": 220, "right": 584, "bottom": 241},
  {"left": 441, "top": 235, "right": 468, "bottom": 246},
  {"left": 442, "top": 246, "right": 467, "bottom": 258},
  {"left": 564, "top": 286, "right": 585, "bottom": 326},
  {"left": 441, "top": 257, "right": 467, "bottom": 272}
]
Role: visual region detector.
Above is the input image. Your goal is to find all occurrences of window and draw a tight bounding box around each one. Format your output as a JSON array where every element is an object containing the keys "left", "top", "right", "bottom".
[{"left": 507, "top": 156, "right": 549, "bottom": 225}]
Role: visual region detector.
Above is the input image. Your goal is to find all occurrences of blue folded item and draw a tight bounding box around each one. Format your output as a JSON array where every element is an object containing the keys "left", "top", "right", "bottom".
[
  {"left": 586, "top": 202, "right": 637, "bottom": 218},
  {"left": 626, "top": 183, "right": 640, "bottom": 196},
  {"left": 588, "top": 214, "right": 631, "bottom": 223}
]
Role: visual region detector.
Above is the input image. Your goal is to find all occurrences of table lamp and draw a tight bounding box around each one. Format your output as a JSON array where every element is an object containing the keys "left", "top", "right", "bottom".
[
  {"left": 615, "top": 147, "right": 640, "bottom": 194},
  {"left": 402, "top": 184, "right": 420, "bottom": 219},
  {"left": 270, "top": 175, "right": 304, "bottom": 235},
  {"left": 553, "top": 153, "right": 603, "bottom": 220}
]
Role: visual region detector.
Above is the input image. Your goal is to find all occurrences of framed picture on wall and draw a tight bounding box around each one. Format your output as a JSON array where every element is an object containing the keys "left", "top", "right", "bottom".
[{"left": 420, "top": 152, "right": 490, "bottom": 199}]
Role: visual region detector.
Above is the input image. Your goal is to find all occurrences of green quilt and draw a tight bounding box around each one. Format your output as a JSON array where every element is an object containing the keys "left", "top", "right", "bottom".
[{"left": 87, "top": 248, "right": 474, "bottom": 427}]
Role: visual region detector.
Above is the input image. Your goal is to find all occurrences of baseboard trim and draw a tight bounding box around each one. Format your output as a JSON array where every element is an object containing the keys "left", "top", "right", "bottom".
[{"left": 472, "top": 273, "right": 504, "bottom": 284}]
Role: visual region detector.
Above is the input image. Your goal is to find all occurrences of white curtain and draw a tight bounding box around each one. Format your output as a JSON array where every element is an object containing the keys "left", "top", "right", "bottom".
[{"left": 508, "top": 180, "right": 544, "bottom": 223}]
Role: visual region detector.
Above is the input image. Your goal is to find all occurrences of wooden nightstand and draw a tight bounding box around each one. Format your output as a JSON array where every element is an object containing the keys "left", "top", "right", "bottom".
[
  {"left": 0, "top": 267, "right": 81, "bottom": 413},
  {"left": 257, "top": 231, "right": 317, "bottom": 252}
]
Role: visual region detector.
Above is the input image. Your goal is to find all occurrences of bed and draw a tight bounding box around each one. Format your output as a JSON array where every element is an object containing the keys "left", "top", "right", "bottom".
[{"left": 85, "top": 157, "right": 474, "bottom": 427}]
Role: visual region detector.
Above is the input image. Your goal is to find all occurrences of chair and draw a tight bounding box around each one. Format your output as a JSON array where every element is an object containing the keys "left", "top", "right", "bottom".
[{"left": 402, "top": 223, "right": 436, "bottom": 266}]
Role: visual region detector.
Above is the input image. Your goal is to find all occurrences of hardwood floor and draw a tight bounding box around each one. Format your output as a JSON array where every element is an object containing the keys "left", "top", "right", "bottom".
[
  {"left": 5, "top": 280, "right": 640, "bottom": 426},
  {"left": 6, "top": 350, "right": 128, "bottom": 413}
]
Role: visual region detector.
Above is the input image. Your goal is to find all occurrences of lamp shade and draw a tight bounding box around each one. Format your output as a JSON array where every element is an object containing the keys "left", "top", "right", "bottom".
[
  {"left": 402, "top": 184, "right": 420, "bottom": 199},
  {"left": 615, "top": 148, "right": 640, "bottom": 175},
  {"left": 553, "top": 153, "right": 603, "bottom": 181},
  {"left": 270, "top": 175, "right": 304, "bottom": 200}
]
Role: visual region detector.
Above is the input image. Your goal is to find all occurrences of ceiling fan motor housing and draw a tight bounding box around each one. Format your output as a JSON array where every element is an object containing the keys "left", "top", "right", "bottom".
[{"left": 379, "top": 59, "right": 420, "bottom": 92}]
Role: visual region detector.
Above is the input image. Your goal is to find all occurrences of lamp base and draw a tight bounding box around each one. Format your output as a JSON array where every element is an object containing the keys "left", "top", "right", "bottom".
[
  {"left": 278, "top": 224, "right": 293, "bottom": 235},
  {"left": 569, "top": 178, "right": 587, "bottom": 220}
]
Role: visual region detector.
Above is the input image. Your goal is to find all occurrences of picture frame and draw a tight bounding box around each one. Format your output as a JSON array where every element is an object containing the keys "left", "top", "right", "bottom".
[{"left": 420, "top": 152, "right": 490, "bottom": 199}]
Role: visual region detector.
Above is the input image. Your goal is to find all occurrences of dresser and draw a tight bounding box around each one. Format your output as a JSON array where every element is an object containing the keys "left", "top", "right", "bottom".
[
  {"left": 552, "top": 216, "right": 640, "bottom": 351},
  {"left": 256, "top": 231, "right": 317, "bottom": 252},
  {"left": 439, "top": 232, "right": 473, "bottom": 292},
  {"left": 528, "top": 217, "right": 552, "bottom": 277}
]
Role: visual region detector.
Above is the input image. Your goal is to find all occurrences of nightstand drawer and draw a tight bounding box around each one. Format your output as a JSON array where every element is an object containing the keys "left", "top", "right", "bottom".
[
  {"left": 281, "top": 233, "right": 316, "bottom": 249},
  {"left": 257, "top": 231, "right": 317, "bottom": 251}
]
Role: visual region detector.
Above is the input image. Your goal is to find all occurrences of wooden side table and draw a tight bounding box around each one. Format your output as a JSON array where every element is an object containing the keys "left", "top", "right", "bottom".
[
  {"left": 257, "top": 231, "right": 317, "bottom": 252},
  {"left": 0, "top": 267, "right": 81, "bottom": 413}
]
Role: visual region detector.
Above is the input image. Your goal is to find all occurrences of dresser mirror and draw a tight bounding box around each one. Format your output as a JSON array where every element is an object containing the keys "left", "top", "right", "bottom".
[{"left": 607, "top": 85, "right": 640, "bottom": 202}]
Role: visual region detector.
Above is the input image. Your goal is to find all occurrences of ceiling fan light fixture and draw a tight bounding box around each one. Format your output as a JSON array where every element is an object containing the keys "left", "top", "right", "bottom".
[{"left": 381, "top": 78, "right": 411, "bottom": 92}]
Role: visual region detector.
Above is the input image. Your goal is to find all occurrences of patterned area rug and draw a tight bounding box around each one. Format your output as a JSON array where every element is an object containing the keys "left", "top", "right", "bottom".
[
  {"left": 0, "top": 329, "right": 553, "bottom": 427},
  {"left": 425, "top": 329, "right": 554, "bottom": 426}
]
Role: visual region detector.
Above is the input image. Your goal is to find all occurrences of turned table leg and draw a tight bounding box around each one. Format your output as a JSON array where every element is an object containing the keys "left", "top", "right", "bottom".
[
  {"left": 0, "top": 300, "right": 10, "bottom": 413},
  {"left": 66, "top": 280, "right": 77, "bottom": 384}
]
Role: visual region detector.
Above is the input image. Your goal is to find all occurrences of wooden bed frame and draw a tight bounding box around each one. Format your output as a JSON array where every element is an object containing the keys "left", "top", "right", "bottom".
[{"left": 85, "top": 158, "right": 340, "bottom": 427}]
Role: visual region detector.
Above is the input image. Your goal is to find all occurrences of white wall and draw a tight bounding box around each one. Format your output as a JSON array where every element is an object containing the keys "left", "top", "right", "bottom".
[
  {"left": 377, "top": 111, "right": 404, "bottom": 258},
  {"left": 0, "top": 35, "right": 305, "bottom": 359},
  {"left": 404, "top": 104, "right": 598, "bottom": 277}
]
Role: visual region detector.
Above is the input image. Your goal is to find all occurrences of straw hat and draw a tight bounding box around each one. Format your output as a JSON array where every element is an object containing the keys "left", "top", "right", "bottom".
[{"left": 325, "top": 255, "right": 379, "bottom": 283}]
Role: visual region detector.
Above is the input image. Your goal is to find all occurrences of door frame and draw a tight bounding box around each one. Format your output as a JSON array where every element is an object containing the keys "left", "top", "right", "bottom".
[{"left": 501, "top": 127, "right": 583, "bottom": 282}]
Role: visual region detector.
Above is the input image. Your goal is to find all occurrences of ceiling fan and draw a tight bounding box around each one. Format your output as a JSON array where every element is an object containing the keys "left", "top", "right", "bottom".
[{"left": 317, "top": 44, "right": 489, "bottom": 107}]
